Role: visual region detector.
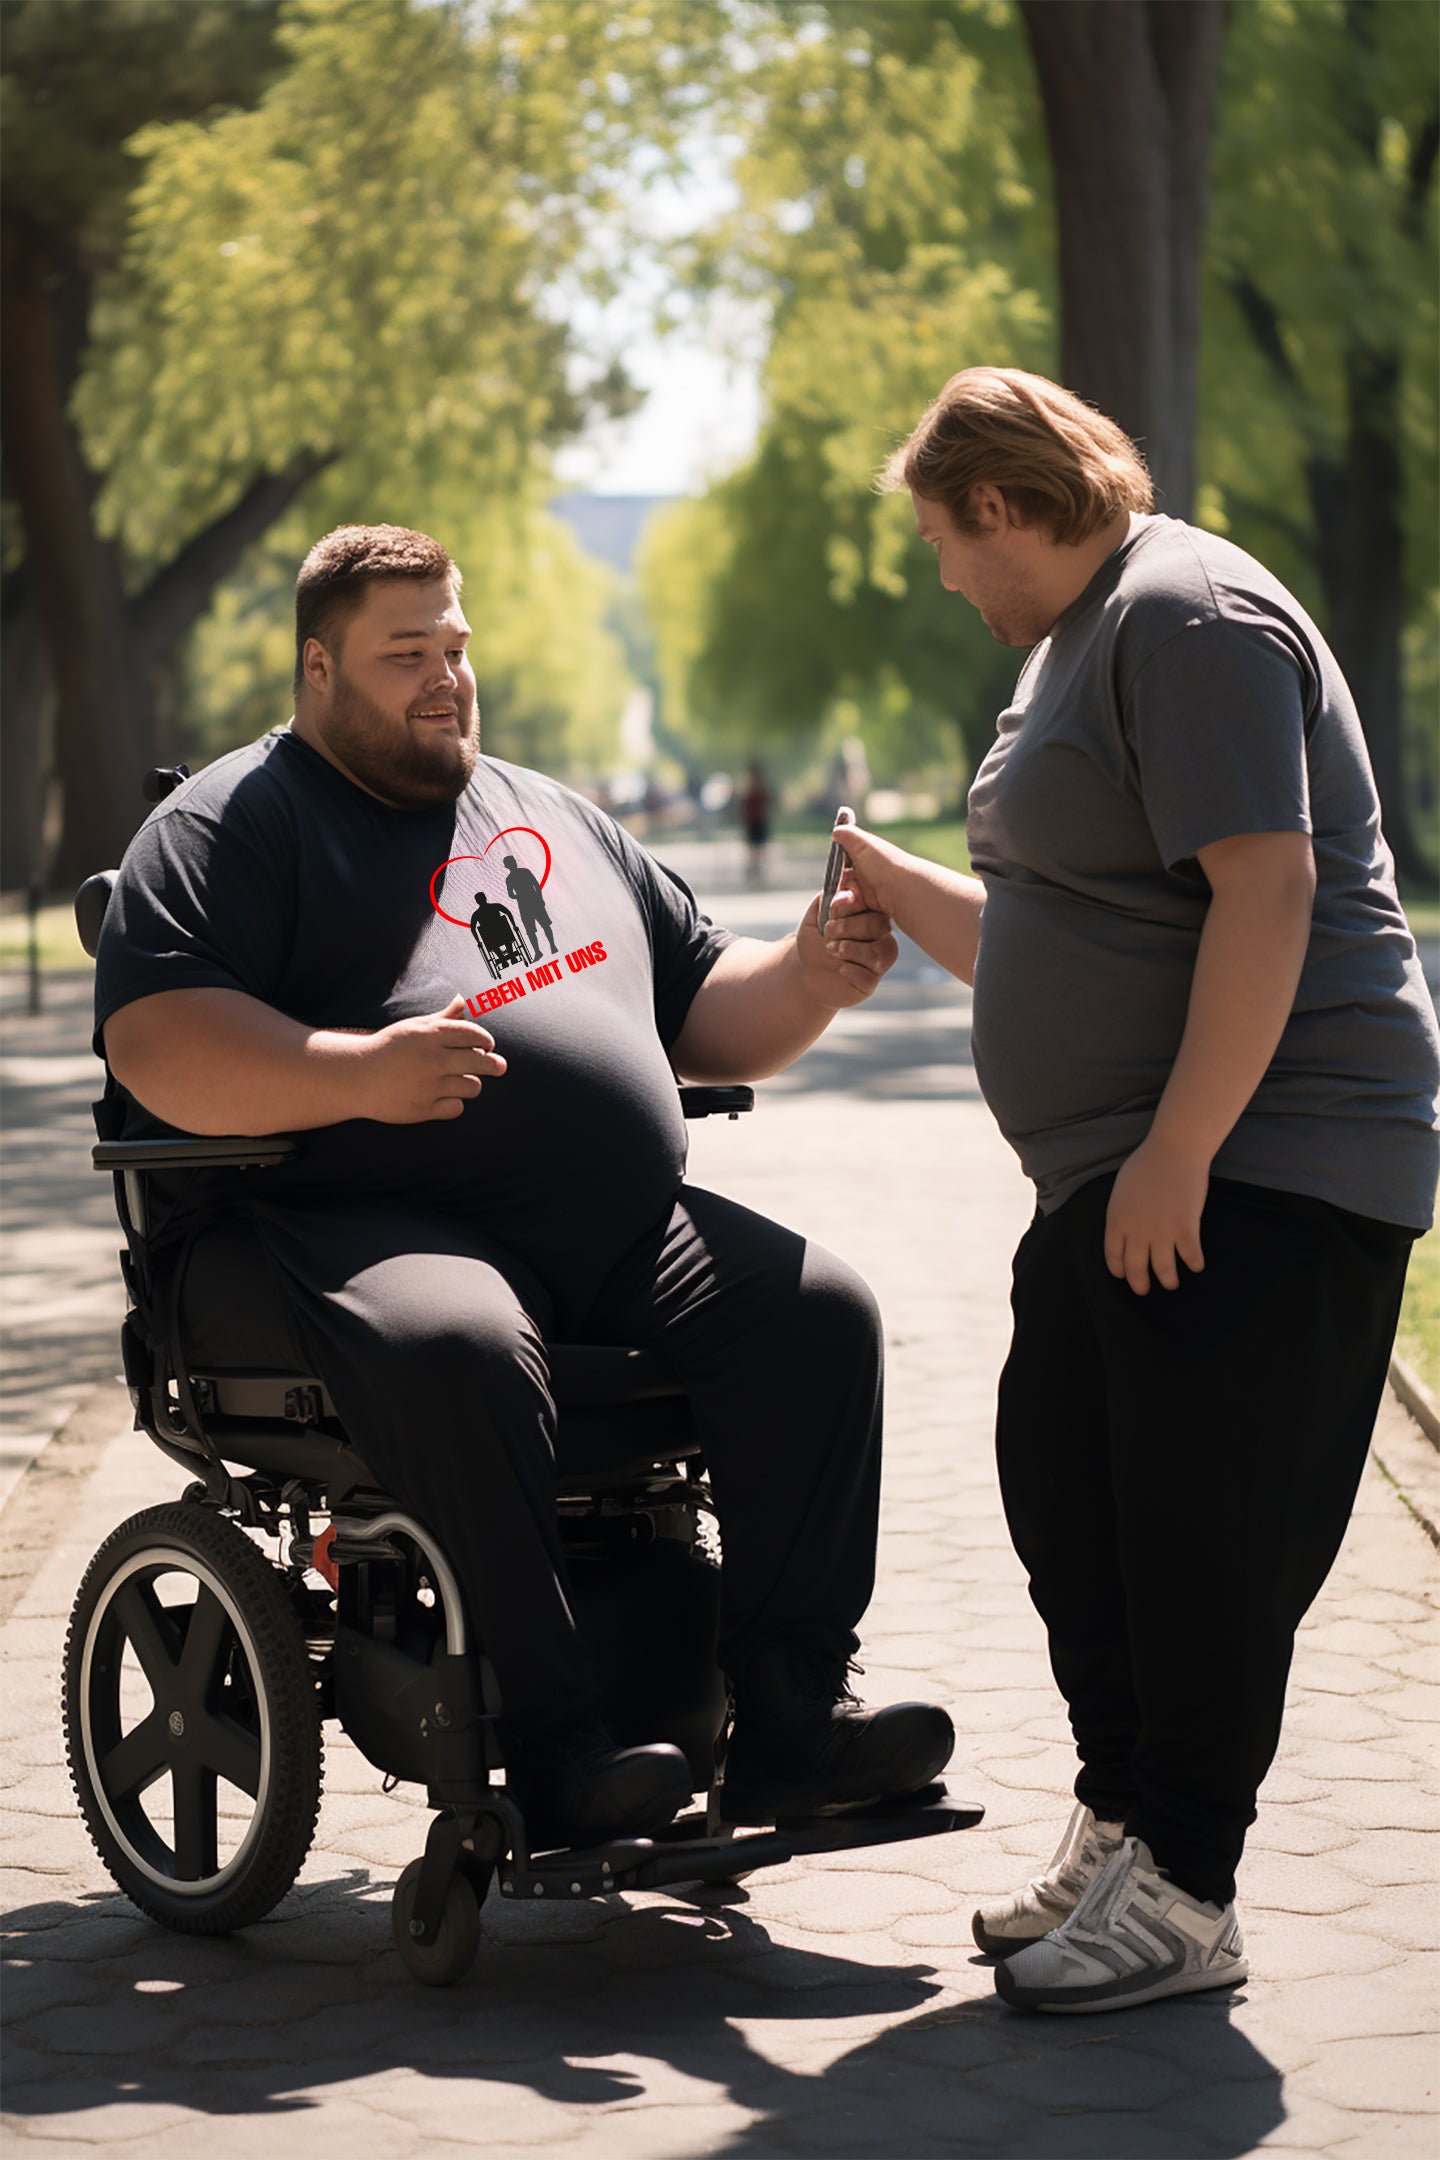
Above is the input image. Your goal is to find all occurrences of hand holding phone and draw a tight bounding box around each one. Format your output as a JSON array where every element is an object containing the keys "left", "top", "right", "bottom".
[{"left": 821, "top": 805, "right": 856, "bottom": 933}]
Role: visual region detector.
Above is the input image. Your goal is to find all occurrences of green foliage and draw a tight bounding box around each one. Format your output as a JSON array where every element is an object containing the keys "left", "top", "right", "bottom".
[
  {"left": 642, "top": 1, "right": 1051, "bottom": 781},
  {"left": 32, "top": 0, "right": 726, "bottom": 778},
  {"left": 1201, "top": 0, "right": 1439, "bottom": 611},
  {"left": 650, "top": 0, "right": 1438, "bottom": 812},
  {"left": 0, "top": 0, "right": 282, "bottom": 258},
  {"left": 1396, "top": 1217, "right": 1440, "bottom": 1397}
]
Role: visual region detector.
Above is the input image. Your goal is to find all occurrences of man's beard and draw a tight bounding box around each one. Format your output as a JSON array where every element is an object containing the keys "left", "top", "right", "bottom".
[{"left": 323, "top": 671, "right": 479, "bottom": 808}]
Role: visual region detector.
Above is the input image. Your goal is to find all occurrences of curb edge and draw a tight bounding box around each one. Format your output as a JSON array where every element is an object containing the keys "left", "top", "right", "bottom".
[{"left": 1388, "top": 1352, "right": 1440, "bottom": 1452}]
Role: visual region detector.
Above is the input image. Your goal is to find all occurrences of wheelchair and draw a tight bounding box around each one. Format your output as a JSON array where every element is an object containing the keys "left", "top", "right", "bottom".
[
  {"left": 471, "top": 905, "right": 529, "bottom": 981},
  {"left": 64, "top": 768, "right": 982, "bottom": 1988}
]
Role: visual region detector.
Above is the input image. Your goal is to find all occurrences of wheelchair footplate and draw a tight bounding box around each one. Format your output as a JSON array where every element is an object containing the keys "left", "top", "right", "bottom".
[
  {"left": 497, "top": 1783, "right": 985, "bottom": 1900},
  {"left": 394, "top": 1784, "right": 984, "bottom": 1982}
]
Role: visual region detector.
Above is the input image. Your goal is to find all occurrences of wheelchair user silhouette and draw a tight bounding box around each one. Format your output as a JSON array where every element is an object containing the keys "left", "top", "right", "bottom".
[{"left": 469, "top": 891, "right": 529, "bottom": 979}]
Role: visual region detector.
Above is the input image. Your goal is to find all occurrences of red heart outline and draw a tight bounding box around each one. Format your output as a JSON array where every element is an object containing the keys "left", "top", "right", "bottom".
[{"left": 429, "top": 827, "right": 552, "bottom": 927}]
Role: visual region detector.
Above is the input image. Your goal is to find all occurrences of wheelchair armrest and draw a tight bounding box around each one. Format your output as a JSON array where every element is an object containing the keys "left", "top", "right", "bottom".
[
  {"left": 678, "top": 1086, "right": 754, "bottom": 1120},
  {"left": 92, "top": 1135, "right": 302, "bottom": 1172}
]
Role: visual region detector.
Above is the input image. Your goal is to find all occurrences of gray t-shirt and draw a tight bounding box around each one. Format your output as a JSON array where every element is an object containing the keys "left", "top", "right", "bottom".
[{"left": 965, "top": 514, "right": 1440, "bottom": 1230}]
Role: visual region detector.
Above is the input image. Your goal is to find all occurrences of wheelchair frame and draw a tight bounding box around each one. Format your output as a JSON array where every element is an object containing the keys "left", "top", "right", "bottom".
[{"left": 65, "top": 776, "right": 983, "bottom": 1987}]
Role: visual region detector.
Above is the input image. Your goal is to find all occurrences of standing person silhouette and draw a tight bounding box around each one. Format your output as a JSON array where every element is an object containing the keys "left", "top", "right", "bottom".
[
  {"left": 504, "top": 853, "right": 556, "bottom": 961},
  {"left": 740, "top": 761, "right": 773, "bottom": 887}
]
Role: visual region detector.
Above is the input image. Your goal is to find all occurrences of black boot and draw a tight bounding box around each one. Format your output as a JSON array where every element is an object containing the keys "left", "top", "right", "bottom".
[
  {"left": 507, "top": 1714, "right": 693, "bottom": 1851},
  {"left": 723, "top": 1642, "right": 955, "bottom": 1822}
]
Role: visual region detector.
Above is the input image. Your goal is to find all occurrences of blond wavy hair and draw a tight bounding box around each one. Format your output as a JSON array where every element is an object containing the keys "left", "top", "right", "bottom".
[{"left": 880, "top": 368, "right": 1153, "bottom": 543}]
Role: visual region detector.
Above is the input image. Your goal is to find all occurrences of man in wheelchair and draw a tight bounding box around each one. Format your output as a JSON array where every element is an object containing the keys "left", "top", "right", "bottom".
[{"left": 92, "top": 523, "right": 955, "bottom": 1864}]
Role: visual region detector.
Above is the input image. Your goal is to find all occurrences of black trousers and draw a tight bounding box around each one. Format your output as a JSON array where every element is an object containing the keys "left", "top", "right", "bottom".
[
  {"left": 182, "top": 1186, "right": 883, "bottom": 1741},
  {"left": 996, "top": 1172, "right": 1413, "bottom": 1907}
]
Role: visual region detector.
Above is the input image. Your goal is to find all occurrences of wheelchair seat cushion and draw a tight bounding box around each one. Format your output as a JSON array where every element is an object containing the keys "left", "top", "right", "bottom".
[{"left": 176, "top": 1219, "right": 698, "bottom": 1482}]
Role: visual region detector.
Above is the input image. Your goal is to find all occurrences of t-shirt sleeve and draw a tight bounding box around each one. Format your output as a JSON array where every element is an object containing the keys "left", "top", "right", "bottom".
[
  {"left": 1122, "top": 617, "right": 1313, "bottom": 871},
  {"left": 93, "top": 803, "right": 294, "bottom": 1058},
  {"left": 610, "top": 828, "right": 736, "bottom": 1051}
]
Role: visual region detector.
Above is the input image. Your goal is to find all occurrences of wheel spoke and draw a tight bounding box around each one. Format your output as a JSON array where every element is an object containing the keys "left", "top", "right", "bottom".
[
  {"left": 112, "top": 1580, "right": 183, "bottom": 1692},
  {"left": 177, "top": 1583, "right": 232, "bottom": 1703},
  {"left": 198, "top": 1711, "right": 262, "bottom": 1798},
  {"left": 100, "top": 1710, "right": 169, "bottom": 1802},
  {"left": 171, "top": 1762, "right": 219, "bottom": 1879}
]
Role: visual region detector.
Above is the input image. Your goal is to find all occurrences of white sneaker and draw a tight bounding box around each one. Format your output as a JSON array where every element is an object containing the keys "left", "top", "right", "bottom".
[
  {"left": 994, "top": 1835, "right": 1249, "bottom": 2014},
  {"left": 971, "top": 1802, "right": 1125, "bottom": 1956}
]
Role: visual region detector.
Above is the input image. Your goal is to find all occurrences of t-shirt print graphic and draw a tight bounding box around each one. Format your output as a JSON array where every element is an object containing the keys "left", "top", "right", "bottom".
[{"left": 428, "top": 825, "right": 607, "bottom": 1017}]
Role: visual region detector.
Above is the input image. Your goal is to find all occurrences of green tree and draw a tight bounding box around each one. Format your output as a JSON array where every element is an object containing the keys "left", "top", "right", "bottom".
[
  {"left": 1202, "top": 0, "right": 1438, "bottom": 883},
  {"left": 2, "top": 0, "right": 720, "bottom": 883},
  {"left": 1, "top": 0, "right": 285, "bottom": 885},
  {"left": 1017, "top": 0, "right": 1228, "bottom": 519},
  {"left": 643, "top": 1, "right": 1049, "bottom": 785}
]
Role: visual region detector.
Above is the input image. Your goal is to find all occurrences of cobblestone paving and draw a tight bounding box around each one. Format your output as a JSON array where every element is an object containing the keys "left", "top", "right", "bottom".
[{"left": 2, "top": 862, "right": 1436, "bottom": 2157}]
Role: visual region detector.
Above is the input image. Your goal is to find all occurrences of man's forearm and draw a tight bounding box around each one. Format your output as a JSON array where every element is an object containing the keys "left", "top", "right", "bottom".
[
  {"left": 893, "top": 862, "right": 987, "bottom": 987},
  {"left": 672, "top": 938, "right": 835, "bottom": 1082},
  {"left": 833, "top": 826, "right": 985, "bottom": 986},
  {"left": 104, "top": 988, "right": 375, "bottom": 1134},
  {"left": 1149, "top": 869, "right": 1314, "bottom": 1163}
]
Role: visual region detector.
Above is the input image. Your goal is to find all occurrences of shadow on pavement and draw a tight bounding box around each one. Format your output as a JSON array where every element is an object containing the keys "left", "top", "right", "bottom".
[{"left": 3, "top": 1876, "right": 1285, "bottom": 2156}]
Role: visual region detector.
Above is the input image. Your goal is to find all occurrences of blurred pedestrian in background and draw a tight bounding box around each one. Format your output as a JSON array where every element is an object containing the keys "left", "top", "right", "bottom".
[{"left": 740, "top": 760, "right": 773, "bottom": 886}]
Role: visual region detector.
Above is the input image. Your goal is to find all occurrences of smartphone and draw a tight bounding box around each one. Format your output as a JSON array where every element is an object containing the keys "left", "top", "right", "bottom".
[{"left": 821, "top": 805, "right": 856, "bottom": 933}]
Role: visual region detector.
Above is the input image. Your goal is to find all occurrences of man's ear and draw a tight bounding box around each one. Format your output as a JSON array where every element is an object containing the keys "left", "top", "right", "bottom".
[
  {"left": 301, "top": 636, "right": 335, "bottom": 695},
  {"left": 966, "top": 483, "right": 1009, "bottom": 534}
]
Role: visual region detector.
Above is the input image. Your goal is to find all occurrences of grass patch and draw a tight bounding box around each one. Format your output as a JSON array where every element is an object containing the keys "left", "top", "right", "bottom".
[
  {"left": 871, "top": 818, "right": 973, "bottom": 876},
  {"left": 1396, "top": 1219, "right": 1440, "bottom": 1398},
  {"left": 0, "top": 899, "right": 93, "bottom": 972}
]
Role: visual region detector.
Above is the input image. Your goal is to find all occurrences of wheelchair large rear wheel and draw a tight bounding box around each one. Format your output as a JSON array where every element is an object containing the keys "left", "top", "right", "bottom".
[{"left": 63, "top": 1502, "right": 323, "bottom": 1934}]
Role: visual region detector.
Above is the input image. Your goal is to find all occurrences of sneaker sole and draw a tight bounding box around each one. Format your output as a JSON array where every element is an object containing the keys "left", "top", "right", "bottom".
[{"left": 995, "top": 1952, "right": 1250, "bottom": 2015}]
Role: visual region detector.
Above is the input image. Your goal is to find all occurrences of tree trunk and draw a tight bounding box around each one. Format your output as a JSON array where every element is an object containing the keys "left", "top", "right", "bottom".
[
  {"left": 1224, "top": 4, "right": 1436, "bottom": 886},
  {"left": 1018, "top": 0, "right": 1227, "bottom": 516},
  {"left": 1, "top": 219, "right": 156, "bottom": 884},
  {"left": 0, "top": 572, "right": 54, "bottom": 890},
  {"left": 1320, "top": 349, "right": 1431, "bottom": 884},
  {"left": 130, "top": 452, "right": 334, "bottom": 671},
  {"left": 1, "top": 216, "right": 336, "bottom": 889}
]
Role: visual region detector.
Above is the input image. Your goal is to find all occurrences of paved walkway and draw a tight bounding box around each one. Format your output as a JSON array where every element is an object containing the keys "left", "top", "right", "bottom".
[{"left": 2, "top": 844, "right": 1437, "bottom": 2157}]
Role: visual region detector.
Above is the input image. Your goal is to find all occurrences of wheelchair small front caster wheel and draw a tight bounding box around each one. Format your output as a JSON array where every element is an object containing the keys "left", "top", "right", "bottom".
[{"left": 391, "top": 1856, "right": 481, "bottom": 1985}]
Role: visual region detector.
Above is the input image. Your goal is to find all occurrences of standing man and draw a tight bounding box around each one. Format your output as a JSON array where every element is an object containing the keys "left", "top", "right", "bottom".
[
  {"left": 503, "top": 851, "right": 557, "bottom": 960},
  {"left": 830, "top": 368, "right": 1439, "bottom": 2012}
]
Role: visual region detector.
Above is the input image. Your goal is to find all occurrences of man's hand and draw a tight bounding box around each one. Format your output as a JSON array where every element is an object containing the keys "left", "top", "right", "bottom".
[
  {"left": 1101, "top": 829, "right": 1314, "bottom": 1296},
  {"left": 829, "top": 820, "right": 988, "bottom": 986},
  {"left": 800, "top": 876, "right": 898, "bottom": 1009},
  {"left": 1104, "top": 1135, "right": 1209, "bottom": 1295},
  {"left": 353, "top": 996, "right": 507, "bottom": 1123}
]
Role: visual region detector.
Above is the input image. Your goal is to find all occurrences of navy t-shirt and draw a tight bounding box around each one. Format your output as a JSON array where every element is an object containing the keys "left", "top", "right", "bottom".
[{"left": 94, "top": 729, "right": 734, "bottom": 1293}]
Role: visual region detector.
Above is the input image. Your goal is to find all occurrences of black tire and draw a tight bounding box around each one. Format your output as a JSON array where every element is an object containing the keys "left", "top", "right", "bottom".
[
  {"left": 63, "top": 1502, "right": 323, "bottom": 1934},
  {"left": 391, "top": 1857, "right": 481, "bottom": 1986}
]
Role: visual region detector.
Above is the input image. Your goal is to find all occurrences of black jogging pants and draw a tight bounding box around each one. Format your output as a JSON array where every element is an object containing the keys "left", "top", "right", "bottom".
[
  {"left": 996, "top": 1171, "right": 1414, "bottom": 1906},
  {"left": 181, "top": 1184, "right": 883, "bottom": 1746}
]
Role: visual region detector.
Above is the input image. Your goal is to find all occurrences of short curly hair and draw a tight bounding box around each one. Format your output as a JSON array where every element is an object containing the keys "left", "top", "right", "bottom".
[
  {"left": 293, "top": 525, "right": 459, "bottom": 692},
  {"left": 879, "top": 368, "right": 1153, "bottom": 543}
]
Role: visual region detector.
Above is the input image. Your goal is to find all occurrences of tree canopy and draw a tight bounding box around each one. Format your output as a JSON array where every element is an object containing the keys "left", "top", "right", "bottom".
[
  {"left": 643, "top": 0, "right": 1437, "bottom": 875},
  {"left": 2, "top": 0, "right": 722, "bottom": 879}
]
